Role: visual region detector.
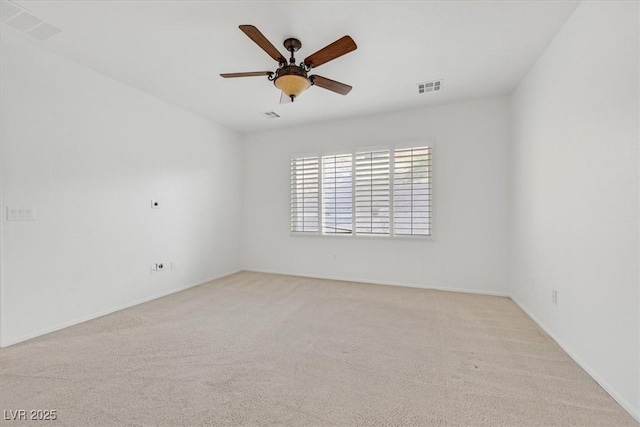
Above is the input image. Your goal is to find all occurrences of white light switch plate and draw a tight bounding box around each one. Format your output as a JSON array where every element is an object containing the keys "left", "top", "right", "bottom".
[{"left": 7, "top": 207, "right": 36, "bottom": 221}]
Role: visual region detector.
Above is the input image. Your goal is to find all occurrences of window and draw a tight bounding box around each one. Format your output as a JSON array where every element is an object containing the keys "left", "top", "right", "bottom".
[
  {"left": 393, "top": 147, "right": 432, "bottom": 236},
  {"left": 321, "top": 154, "right": 353, "bottom": 235},
  {"left": 355, "top": 150, "right": 390, "bottom": 235},
  {"left": 290, "top": 144, "right": 432, "bottom": 238},
  {"left": 290, "top": 157, "right": 319, "bottom": 233}
]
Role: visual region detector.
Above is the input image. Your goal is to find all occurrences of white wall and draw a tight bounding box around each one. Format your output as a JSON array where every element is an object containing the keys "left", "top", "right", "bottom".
[
  {"left": 509, "top": 1, "right": 639, "bottom": 419},
  {"left": 0, "top": 30, "right": 243, "bottom": 346},
  {"left": 3, "top": 1, "right": 637, "bottom": 419},
  {"left": 242, "top": 97, "right": 510, "bottom": 295}
]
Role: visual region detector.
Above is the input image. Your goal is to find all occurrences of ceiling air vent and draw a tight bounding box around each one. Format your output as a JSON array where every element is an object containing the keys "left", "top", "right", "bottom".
[
  {"left": 1, "top": 1, "right": 62, "bottom": 40},
  {"left": 0, "top": 1, "right": 22, "bottom": 22},
  {"left": 27, "top": 22, "right": 62, "bottom": 40},
  {"left": 5, "top": 10, "right": 41, "bottom": 32},
  {"left": 263, "top": 112, "right": 281, "bottom": 119},
  {"left": 417, "top": 80, "right": 443, "bottom": 94}
]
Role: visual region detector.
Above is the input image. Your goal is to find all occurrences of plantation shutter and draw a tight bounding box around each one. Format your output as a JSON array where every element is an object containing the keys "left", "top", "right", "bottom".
[
  {"left": 355, "top": 150, "right": 390, "bottom": 235},
  {"left": 393, "top": 146, "right": 432, "bottom": 236},
  {"left": 322, "top": 154, "right": 353, "bottom": 235},
  {"left": 290, "top": 157, "right": 319, "bottom": 233}
]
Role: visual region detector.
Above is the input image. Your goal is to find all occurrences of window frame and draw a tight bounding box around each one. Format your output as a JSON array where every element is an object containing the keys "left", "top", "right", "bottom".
[{"left": 289, "top": 140, "right": 435, "bottom": 241}]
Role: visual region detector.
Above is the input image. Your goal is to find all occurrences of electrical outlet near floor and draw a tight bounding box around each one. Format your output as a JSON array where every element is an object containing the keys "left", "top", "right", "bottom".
[{"left": 552, "top": 289, "right": 558, "bottom": 305}]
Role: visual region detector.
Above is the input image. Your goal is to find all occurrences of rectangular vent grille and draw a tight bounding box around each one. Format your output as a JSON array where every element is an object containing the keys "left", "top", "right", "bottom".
[
  {"left": 1, "top": 1, "right": 62, "bottom": 40},
  {"left": 418, "top": 80, "right": 443, "bottom": 94},
  {"left": 1, "top": 1, "right": 22, "bottom": 22},
  {"left": 27, "top": 22, "right": 62, "bottom": 40},
  {"left": 5, "top": 10, "right": 41, "bottom": 31},
  {"left": 264, "top": 111, "right": 280, "bottom": 119}
]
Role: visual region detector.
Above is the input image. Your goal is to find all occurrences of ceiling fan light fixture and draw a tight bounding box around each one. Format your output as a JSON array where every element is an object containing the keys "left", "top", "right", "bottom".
[
  {"left": 221, "top": 26, "right": 357, "bottom": 103},
  {"left": 274, "top": 74, "right": 310, "bottom": 100}
]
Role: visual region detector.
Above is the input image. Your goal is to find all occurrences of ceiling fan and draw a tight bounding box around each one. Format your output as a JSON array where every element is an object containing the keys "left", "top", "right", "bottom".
[{"left": 221, "top": 25, "right": 357, "bottom": 104}]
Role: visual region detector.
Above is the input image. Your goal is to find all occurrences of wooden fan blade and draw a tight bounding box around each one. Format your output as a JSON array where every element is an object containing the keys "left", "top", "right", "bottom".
[
  {"left": 304, "top": 36, "right": 357, "bottom": 68},
  {"left": 311, "top": 75, "right": 352, "bottom": 95},
  {"left": 239, "top": 25, "right": 286, "bottom": 64},
  {"left": 220, "top": 71, "right": 273, "bottom": 78}
]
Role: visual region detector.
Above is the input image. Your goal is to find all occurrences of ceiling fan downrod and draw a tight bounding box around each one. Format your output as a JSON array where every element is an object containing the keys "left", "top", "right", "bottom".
[
  {"left": 274, "top": 38, "right": 311, "bottom": 102},
  {"left": 283, "top": 38, "right": 302, "bottom": 64}
]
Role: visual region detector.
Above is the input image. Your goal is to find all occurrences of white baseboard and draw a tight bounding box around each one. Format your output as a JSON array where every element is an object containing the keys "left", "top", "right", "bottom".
[
  {"left": 511, "top": 296, "right": 640, "bottom": 423},
  {"left": 0, "top": 269, "right": 241, "bottom": 348},
  {"left": 243, "top": 268, "right": 510, "bottom": 297}
]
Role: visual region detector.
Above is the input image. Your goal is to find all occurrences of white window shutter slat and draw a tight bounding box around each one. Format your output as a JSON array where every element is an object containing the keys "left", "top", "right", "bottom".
[
  {"left": 291, "top": 146, "right": 432, "bottom": 238},
  {"left": 355, "top": 150, "right": 390, "bottom": 235},
  {"left": 393, "top": 147, "right": 432, "bottom": 236},
  {"left": 322, "top": 154, "right": 353, "bottom": 235},
  {"left": 290, "top": 157, "right": 319, "bottom": 233}
]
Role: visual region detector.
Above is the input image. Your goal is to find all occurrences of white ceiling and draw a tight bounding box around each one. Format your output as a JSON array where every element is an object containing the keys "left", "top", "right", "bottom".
[{"left": 5, "top": 0, "right": 579, "bottom": 134}]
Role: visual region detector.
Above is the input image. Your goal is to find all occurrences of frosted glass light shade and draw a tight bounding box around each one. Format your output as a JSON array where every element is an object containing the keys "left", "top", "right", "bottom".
[{"left": 275, "top": 74, "right": 311, "bottom": 98}]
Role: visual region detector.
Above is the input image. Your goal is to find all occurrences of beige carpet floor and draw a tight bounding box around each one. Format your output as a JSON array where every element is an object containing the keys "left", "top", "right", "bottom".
[{"left": 0, "top": 271, "right": 636, "bottom": 426}]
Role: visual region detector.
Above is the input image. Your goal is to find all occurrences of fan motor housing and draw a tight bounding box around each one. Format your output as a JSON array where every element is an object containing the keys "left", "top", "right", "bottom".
[{"left": 275, "top": 65, "right": 308, "bottom": 80}]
